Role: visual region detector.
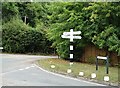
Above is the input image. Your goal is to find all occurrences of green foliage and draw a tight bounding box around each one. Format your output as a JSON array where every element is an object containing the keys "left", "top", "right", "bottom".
[
  {"left": 2, "top": 2, "right": 19, "bottom": 22},
  {"left": 47, "top": 2, "right": 120, "bottom": 60},
  {"left": 87, "top": 57, "right": 96, "bottom": 64},
  {"left": 84, "top": 3, "right": 120, "bottom": 55},
  {"left": 2, "top": 2, "right": 49, "bottom": 27},
  {"left": 2, "top": 2, "right": 54, "bottom": 54},
  {"left": 92, "top": 26, "right": 120, "bottom": 55},
  {"left": 2, "top": 18, "right": 52, "bottom": 53},
  {"left": 2, "top": 2, "right": 120, "bottom": 59},
  {"left": 47, "top": 2, "right": 86, "bottom": 60},
  {"left": 17, "top": 2, "right": 49, "bottom": 27}
]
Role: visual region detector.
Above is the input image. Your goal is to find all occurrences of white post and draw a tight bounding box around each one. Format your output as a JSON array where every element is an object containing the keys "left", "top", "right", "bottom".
[{"left": 61, "top": 29, "right": 82, "bottom": 60}]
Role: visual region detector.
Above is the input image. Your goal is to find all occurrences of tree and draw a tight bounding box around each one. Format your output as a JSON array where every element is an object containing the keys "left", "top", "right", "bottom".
[
  {"left": 2, "top": 2, "right": 19, "bottom": 22},
  {"left": 82, "top": 2, "right": 120, "bottom": 55},
  {"left": 2, "top": 2, "right": 120, "bottom": 58},
  {"left": 47, "top": 2, "right": 86, "bottom": 60},
  {"left": 2, "top": 2, "right": 54, "bottom": 54},
  {"left": 47, "top": 2, "right": 120, "bottom": 60}
]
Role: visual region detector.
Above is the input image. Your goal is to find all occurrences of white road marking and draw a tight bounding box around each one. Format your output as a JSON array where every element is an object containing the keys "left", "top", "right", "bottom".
[
  {"left": 19, "top": 69, "right": 24, "bottom": 71},
  {"left": 1, "top": 63, "right": 106, "bottom": 86},
  {"left": 34, "top": 64, "right": 106, "bottom": 86},
  {"left": 0, "top": 65, "right": 35, "bottom": 75},
  {"left": 25, "top": 67, "right": 30, "bottom": 69},
  {"left": 0, "top": 70, "right": 19, "bottom": 76}
]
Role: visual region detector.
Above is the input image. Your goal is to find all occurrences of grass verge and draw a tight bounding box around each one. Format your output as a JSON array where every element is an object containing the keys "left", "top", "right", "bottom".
[{"left": 37, "top": 58, "right": 118, "bottom": 86}]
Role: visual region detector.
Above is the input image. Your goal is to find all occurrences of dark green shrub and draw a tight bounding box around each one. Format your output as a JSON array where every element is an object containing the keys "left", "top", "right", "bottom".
[{"left": 2, "top": 18, "right": 53, "bottom": 54}]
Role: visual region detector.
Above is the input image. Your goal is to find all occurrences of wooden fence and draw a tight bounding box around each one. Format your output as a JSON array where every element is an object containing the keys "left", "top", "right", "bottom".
[{"left": 80, "top": 44, "right": 119, "bottom": 66}]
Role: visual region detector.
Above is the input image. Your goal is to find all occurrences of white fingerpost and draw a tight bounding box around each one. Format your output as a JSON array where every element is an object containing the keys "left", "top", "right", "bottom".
[
  {"left": 61, "top": 29, "right": 82, "bottom": 70},
  {"left": 70, "top": 29, "right": 74, "bottom": 42}
]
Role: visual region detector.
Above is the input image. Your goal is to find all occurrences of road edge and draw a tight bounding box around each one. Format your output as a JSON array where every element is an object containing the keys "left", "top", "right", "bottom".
[{"left": 34, "top": 63, "right": 107, "bottom": 86}]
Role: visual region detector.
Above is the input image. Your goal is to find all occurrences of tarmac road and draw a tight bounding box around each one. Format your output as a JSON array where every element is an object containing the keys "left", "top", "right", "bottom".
[{"left": 0, "top": 54, "right": 106, "bottom": 86}]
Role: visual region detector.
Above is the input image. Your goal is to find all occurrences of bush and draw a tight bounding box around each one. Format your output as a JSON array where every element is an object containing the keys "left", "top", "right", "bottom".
[{"left": 2, "top": 18, "right": 53, "bottom": 54}]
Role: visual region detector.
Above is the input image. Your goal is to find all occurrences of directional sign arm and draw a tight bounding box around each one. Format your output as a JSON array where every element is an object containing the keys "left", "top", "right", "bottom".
[
  {"left": 61, "top": 29, "right": 82, "bottom": 42},
  {"left": 61, "top": 35, "right": 70, "bottom": 39},
  {"left": 63, "top": 31, "right": 81, "bottom": 36},
  {"left": 61, "top": 35, "right": 82, "bottom": 39},
  {"left": 73, "top": 36, "right": 82, "bottom": 39}
]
